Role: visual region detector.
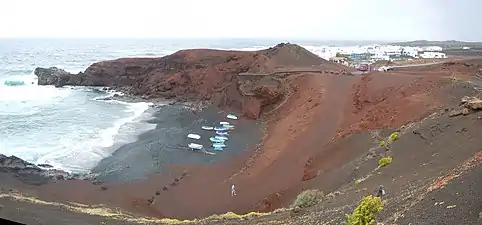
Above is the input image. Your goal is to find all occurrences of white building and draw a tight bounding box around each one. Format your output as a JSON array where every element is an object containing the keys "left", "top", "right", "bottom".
[
  {"left": 419, "top": 52, "right": 447, "bottom": 59},
  {"left": 422, "top": 46, "right": 443, "bottom": 52},
  {"left": 401, "top": 46, "right": 420, "bottom": 58}
]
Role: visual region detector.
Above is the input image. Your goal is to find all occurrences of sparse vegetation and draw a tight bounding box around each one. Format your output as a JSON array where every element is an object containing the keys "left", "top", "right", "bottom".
[
  {"left": 345, "top": 195, "right": 384, "bottom": 225},
  {"left": 388, "top": 131, "right": 399, "bottom": 142},
  {"left": 379, "top": 140, "right": 386, "bottom": 149},
  {"left": 378, "top": 157, "right": 393, "bottom": 168},
  {"left": 378, "top": 131, "right": 399, "bottom": 151},
  {"left": 291, "top": 189, "right": 324, "bottom": 208}
]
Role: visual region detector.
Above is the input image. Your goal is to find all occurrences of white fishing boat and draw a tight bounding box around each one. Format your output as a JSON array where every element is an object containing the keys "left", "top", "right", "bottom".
[
  {"left": 201, "top": 126, "right": 214, "bottom": 130},
  {"left": 220, "top": 121, "right": 229, "bottom": 125},
  {"left": 187, "top": 134, "right": 201, "bottom": 139},
  {"left": 212, "top": 143, "right": 226, "bottom": 148},
  {"left": 215, "top": 135, "right": 228, "bottom": 140},
  {"left": 188, "top": 143, "right": 203, "bottom": 150},
  {"left": 226, "top": 114, "right": 238, "bottom": 120},
  {"left": 213, "top": 146, "right": 224, "bottom": 151},
  {"left": 214, "top": 127, "right": 228, "bottom": 131},
  {"left": 209, "top": 137, "right": 225, "bottom": 143},
  {"left": 216, "top": 131, "right": 229, "bottom": 136},
  {"left": 222, "top": 124, "right": 235, "bottom": 129}
]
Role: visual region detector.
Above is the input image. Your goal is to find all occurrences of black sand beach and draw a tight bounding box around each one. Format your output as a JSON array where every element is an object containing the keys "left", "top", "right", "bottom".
[{"left": 91, "top": 104, "right": 262, "bottom": 182}]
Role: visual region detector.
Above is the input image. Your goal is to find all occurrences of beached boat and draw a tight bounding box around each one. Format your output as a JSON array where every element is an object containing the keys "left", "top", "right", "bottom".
[
  {"left": 213, "top": 146, "right": 224, "bottom": 151},
  {"left": 215, "top": 135, "right": 228, "bottom": 140},
  {"left": 201, "top": 126, "right": 214, "bottom": 130},
  {"left": 187, "top": 134, "right": 201, "bottom": 139},
  {"left": 222, "top": 124, "right": 235, "bottom": 129},
  {"left": 226, "top": 114, "right": 238, "bottom": 120},
  {"left": 212, "top": 143, "right": 226, "bottom": 148},
  {"left": 188, "top": 143, "right": 203, "bottom": 150},
  {"left": 216, "top": 131, "right": 228, "bottom": 136},
  {"left": 209, "top": 137, "right": 225, "bottom": 143},
  {"left": 214, "top": 127, "right": 228, "bottom": 131}
]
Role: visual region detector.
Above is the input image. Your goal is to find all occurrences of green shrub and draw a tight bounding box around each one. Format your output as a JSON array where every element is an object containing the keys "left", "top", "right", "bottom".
[
  {"left": 378, "top": 157, "right": 392, "bottom": 168},
  {"left": 291, "top": 189, "right": 324, "bottom": 208},
  {"left": 345, "top": 195, "right": 384, "bottom": 225},
  {"left": 379, "top": 140, "right": 386, "bottom": 148},
  {"left": 388, "top": 132, "right": 399, "bottom": 142}
]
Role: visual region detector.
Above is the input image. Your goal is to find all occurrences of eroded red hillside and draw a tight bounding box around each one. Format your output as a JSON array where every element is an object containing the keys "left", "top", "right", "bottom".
[{"left": 37, "top": 43, "right": 351, "bottom": 119}]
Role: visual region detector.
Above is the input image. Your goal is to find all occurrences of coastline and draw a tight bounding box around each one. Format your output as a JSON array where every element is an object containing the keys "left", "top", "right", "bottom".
[
  {"left": 0, "top": 85, "right": 262, "bottom": 183},
  {"left": 91, "top": 102, "right": 262, "bottom": 182}
]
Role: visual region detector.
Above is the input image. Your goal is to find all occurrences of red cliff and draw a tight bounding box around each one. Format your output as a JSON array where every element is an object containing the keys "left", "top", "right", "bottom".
[{"left": 35, "top": 43, "right": 351, "bottom": 119}]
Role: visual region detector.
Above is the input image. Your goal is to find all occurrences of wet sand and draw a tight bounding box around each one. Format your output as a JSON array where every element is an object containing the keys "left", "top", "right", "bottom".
[{"left": 92, "top": 104, "right": 262, "bottom": 182}]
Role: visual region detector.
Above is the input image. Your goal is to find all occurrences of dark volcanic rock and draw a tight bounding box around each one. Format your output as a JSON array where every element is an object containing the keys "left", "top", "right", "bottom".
[
  {"left": 35, "top": 67, "right": 76, "bottom": 87},
  {"left": 0, "top": 155, "right": 85, "bottom": 185},
  {"left": 34, "top": 43, "right": 350, "bottom": 119},
  {"left": 37, "top": 163, "right": 54, "bottom": 168}
]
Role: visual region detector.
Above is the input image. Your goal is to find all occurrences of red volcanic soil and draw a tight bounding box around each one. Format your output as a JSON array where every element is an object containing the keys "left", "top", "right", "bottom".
[
  {"left": 66, "top": 43, "right": 350, "bottom": 119},
  {"left": 11, "top": 48, "right": 482, "bottom": 221}
]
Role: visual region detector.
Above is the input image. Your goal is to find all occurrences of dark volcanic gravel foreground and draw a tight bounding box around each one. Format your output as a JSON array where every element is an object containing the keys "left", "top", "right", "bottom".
[
  {"left": 91, "top": 104, "right": 262, "bottom": 182},
  {"left": 398, "top": 163, "right": 482, "bottom": 225}
]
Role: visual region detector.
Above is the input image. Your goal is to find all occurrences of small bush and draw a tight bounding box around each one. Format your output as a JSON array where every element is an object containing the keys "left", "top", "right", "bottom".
[
  {"left": 345, "top": 195, "right": 384, "bottom": 225},
  {"left": 388, "top": 132, "right": 399, "bottom": 142},
  {"left": 291, "top": 189, "right": 324, "bottom": 208},
  {"left": 379, "top": 140, "right": 386, "bottom": 148},
  {"left": 378, "top": 157, "right": 392, "bottom": 168}
]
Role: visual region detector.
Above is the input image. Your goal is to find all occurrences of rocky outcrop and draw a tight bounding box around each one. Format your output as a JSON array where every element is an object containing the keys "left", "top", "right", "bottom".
[
  {"left": 35, "top": 67, "right": 77, "bottom": 87},
  {"left": 0, "top": 154, "right": 89, "bottom": 185},
  {"left": 35, "top": 43, "right": 351, "bottom": 119},
  {"left": 461, "top": 96, "right": 482, "bottom": 110},
  {"left": 449, "top": 96, "right": 482, "bottom": 117}
]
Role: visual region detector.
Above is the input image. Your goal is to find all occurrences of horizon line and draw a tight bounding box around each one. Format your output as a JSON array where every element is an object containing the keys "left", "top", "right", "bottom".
[{"left": 1, "top": 37, "right": 481, "bottom": 43}]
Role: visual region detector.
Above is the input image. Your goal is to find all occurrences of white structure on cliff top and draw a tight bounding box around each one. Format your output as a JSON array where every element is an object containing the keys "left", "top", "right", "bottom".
[
  {"left": 304, "top": 44, "right": 445, "bottom": 61},
  {"left": 419, "top": 51, "right": 447, "bottom": 59}
]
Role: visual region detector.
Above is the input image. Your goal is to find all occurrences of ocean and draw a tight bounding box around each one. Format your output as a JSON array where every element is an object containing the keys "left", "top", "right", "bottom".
[{"left": 0, "top": 38, "right": 371, "bottom": 174}]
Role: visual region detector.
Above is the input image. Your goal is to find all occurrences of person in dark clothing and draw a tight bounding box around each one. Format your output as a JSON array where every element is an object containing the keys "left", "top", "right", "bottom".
[{"left": 376, "top": 185, "right": 386, "bottom": 198}]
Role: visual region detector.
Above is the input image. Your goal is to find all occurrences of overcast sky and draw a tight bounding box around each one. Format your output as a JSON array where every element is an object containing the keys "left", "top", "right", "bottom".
[{"left": 0, "top": 0, "right": 480, "bottom": 41}]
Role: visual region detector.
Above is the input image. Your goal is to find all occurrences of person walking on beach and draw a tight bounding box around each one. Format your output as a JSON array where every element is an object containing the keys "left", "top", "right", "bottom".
[{"left": 231, "top": 184, "right": 236, "bottom": 196}]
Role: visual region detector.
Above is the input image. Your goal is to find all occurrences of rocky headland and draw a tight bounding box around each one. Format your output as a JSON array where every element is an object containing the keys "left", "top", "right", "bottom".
[{"left": 34, "top": 43, "right": 350, "bottom": 119}]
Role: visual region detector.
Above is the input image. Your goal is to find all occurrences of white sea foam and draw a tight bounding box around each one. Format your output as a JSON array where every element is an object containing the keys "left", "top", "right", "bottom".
[
  {"left": 97, "top": 100, "right": 151, "bottom": 148},
  {"left": 0, "top": 84, "right": 73, "bottom": 116},
  {"left": 0, "top": 40, "right": 335, "bottom": 174},
  {"left": 33, "top": 99, "right": 155, "bottom": 173}
]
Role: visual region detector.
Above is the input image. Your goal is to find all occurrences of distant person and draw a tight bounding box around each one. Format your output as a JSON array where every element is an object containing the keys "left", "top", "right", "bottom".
[
  {"left": 376, "top": 185, "right": 386, "bottom": 198},
  {"left": 231, "top": 184, "right": 236, "bottom": 196}
]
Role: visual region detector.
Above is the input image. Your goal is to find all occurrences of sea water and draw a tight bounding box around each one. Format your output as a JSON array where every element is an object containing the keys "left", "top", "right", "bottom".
[{"left": 0, "top": 38, "right": 358, "bottom": 173}]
